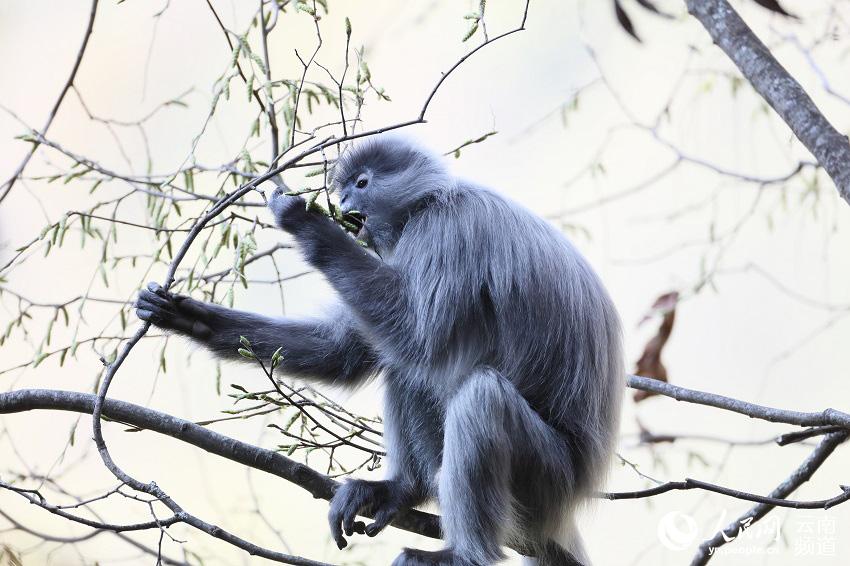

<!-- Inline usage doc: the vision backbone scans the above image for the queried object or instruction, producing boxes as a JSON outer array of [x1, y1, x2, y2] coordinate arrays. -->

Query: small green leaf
[[32, 352, 48, 368], [271, 346, 284, 368]]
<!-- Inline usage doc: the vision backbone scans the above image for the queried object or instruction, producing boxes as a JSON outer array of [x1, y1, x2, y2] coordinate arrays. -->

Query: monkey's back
[[390, 183, 623, 492]]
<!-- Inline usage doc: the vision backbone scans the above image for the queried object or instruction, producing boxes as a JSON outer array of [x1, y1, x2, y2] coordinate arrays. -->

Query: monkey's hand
[[135, 282, 213, 340], [268, 187, 310, 234], [328, 479, 409, 549]]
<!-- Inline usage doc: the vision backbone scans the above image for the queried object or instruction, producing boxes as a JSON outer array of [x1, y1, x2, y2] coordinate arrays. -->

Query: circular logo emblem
[[658, 511, 698, 551]]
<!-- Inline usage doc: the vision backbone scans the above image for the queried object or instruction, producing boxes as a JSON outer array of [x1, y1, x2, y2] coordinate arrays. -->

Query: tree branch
[[690, 430, 849, 565], [685, 0, 850, 205], [0, 389, 442, 540], [0, 508, 188, 566], [626, 375, 850, 428], [3, 381, 848, 549], [0, 0, 99, 204], [602, 472, 850, 510]]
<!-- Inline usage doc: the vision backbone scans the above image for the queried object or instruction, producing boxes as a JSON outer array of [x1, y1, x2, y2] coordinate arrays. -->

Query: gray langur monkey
[[136, 137, 623, 566]]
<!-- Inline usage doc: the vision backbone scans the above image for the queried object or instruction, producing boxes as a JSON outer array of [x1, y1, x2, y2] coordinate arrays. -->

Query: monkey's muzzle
[[341, 211, 367, 240]]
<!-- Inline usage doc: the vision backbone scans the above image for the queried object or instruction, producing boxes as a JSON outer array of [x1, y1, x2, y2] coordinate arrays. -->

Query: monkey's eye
[[356, 178, 368, 189]]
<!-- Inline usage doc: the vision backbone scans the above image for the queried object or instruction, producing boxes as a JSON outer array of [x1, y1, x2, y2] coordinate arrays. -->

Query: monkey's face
[[335, 167, 380, 243], [335, 166, 411, 252], [337, 167, 374, 217]]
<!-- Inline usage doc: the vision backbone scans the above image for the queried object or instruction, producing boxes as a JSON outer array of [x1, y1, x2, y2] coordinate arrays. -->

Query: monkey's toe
[[328, 479, 383, 549], [365, 505, 399, 537]]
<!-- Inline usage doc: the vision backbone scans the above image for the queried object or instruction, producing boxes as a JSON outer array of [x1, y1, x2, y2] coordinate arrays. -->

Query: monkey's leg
[[136, 283, 376, 385], [329, 372, 442, 548], [393, 369, 583, 566]]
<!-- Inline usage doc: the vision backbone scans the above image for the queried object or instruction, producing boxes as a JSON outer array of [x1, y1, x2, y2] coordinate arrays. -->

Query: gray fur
[[136, 136, 623, 565]]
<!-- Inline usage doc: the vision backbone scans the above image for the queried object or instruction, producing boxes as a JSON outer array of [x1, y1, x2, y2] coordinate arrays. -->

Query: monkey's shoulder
[[396, 184, 566, 257]]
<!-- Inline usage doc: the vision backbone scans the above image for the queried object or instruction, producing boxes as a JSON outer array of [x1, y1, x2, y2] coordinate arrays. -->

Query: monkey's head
[[332, 136, 449, 245]]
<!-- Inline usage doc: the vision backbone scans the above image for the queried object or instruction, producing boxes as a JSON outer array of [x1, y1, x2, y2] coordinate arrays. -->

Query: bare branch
[[685, 0, 850, 205], [627, 374, 850, 429], [0, 0, 98, 204], [0, 388, 441, 539], [602, 471, 850, 510], [0, 508, 188, 565], [690, 430, 849, 565]]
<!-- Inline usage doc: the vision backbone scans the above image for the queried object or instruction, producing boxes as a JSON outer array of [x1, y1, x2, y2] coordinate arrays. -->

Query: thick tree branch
[[0, 389, 442, 540], [685, 0, 850, 205], [3, 382, 849, 542]]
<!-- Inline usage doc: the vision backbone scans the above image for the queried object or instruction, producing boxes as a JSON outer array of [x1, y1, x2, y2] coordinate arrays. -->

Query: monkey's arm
[[270, 191, 404, 335], [136, 283, 376, 385]]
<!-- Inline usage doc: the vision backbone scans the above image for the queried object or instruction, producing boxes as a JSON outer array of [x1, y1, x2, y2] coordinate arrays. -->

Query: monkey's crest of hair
[[333, 135, 447, 186]]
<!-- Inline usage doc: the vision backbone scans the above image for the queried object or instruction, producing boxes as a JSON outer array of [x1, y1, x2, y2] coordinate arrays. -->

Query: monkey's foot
[[391, 548, 468, 566], [328, 479, 408, 549]]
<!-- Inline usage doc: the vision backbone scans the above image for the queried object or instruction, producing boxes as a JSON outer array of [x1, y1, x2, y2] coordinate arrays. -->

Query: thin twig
[[690, 431, 849, 565], [0, 0, 99, 204]]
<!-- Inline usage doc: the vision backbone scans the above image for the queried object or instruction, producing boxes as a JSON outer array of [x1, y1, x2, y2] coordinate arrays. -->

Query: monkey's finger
[[136, 303, 207, 337], [329, 480, 375, 547], [332, 490, 364, 538], [327, 502, 349, 549], [342, 504, 362, 537], [342, 514, 367, 537], [136, 309, 156, 323], [146, 282, 168, 297], [364, 507, 396, 537], [137, 289, 173, 310], [135, 299, 174, 320], [135, 295, 179, 321], [135, 307, 178, 328], [330, 525, 347, 549]]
